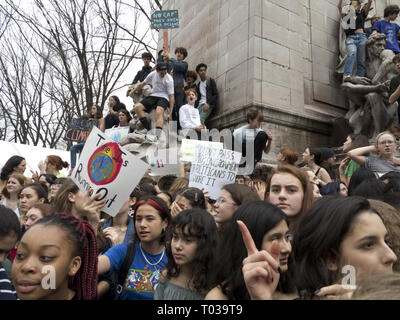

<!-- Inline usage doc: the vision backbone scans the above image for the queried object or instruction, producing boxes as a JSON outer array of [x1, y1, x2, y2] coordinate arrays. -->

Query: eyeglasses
[[216, 197, 237, 206]]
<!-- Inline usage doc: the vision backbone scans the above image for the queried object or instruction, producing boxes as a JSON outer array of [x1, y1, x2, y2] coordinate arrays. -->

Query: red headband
[[134, 199, 168, 217]]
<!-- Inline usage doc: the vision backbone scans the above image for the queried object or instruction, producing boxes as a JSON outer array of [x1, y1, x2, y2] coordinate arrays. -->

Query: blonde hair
[[375, 131, 396, 145]]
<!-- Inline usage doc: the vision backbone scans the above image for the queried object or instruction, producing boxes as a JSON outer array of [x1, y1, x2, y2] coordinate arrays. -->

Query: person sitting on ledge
[[130, 62, 175, 137]]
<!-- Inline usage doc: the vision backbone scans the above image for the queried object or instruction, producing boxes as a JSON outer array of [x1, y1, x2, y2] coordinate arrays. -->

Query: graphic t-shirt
[[144, 71, 175, 101], [104, 242, 167, 300], [372, 20, 400, 53]]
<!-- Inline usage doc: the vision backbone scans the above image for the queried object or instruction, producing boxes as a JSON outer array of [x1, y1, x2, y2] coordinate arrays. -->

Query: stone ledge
[[208, 103, 333, 136]]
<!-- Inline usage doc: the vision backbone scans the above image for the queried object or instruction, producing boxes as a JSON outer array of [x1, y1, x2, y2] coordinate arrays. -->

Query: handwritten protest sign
[[105, 127, 130, 143], [146, 147, 179, 176], [180, 139, 223, 162], [65, 118, 99, 143], [70, 127, 149, 217], [189, 145, 241, 200], [151, 10, 179, 29]]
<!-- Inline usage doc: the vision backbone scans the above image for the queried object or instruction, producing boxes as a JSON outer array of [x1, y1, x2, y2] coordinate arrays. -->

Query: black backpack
[[114, 241, 136, 300]]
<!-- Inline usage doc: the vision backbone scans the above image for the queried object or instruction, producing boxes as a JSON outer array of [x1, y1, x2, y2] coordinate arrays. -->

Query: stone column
[[158, 0, 390, 163]]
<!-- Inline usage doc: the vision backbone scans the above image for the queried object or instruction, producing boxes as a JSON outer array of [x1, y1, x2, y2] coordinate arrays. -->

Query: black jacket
[[132, 65, 153, 84], [195, 77, 218, 108]]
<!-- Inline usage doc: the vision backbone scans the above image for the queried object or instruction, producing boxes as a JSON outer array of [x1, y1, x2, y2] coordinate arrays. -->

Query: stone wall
[[159, 0, 400, 163]]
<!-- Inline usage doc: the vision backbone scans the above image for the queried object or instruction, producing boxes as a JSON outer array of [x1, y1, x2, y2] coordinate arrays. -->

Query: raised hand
[[238, 220, 280, 300], [74, 189, 107, 232], [103, 227, 120, 247], [170, 201, 182, 217]]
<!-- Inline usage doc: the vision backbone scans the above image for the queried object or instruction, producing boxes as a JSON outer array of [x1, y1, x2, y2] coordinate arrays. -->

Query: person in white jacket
[[179, 89, 206, 139]]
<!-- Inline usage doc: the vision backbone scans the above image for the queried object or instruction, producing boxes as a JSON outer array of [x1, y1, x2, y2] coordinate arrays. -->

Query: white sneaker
[[134, 128, 148, 135]]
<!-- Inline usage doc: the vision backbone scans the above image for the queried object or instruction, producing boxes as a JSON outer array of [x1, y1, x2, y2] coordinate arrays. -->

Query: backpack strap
[[115, 241, 136, 299]]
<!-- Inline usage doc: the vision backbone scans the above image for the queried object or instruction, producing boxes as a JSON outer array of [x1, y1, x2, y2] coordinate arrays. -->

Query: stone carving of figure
[[340, 33, 399, 139]]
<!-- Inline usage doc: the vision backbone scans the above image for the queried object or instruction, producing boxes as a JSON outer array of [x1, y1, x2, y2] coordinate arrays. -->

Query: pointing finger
[[237, 220, 258, 256]]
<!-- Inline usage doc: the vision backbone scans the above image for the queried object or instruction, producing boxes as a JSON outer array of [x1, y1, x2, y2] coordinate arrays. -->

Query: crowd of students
[[1, 121, 400, 300], [2, 2, 400, 301]]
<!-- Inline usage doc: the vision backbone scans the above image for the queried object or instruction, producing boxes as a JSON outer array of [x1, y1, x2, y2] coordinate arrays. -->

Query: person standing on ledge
[[338, 0, 373, 82], [233, 108, 273, 167], [195, 63, 219, 126]]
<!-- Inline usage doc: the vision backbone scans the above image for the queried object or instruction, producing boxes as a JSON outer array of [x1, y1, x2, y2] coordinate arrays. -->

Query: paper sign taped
[[105, 127, 130, 143], [189, 144, 241, 199], [180, 139, 223, 162]]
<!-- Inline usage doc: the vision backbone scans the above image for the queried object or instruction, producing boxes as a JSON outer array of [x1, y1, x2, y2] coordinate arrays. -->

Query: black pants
[[173, 87, 185, 129], [238, 131, 268, 167]]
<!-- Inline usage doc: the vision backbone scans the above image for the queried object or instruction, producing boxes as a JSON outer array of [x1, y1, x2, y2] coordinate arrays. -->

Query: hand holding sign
[[237, 220, 280, 300], [73, 189, 106, 233]]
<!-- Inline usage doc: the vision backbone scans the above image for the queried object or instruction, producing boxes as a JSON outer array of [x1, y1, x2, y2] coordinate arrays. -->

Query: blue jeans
[[344, 33, 367, 77], [70, 143, 85, 168]]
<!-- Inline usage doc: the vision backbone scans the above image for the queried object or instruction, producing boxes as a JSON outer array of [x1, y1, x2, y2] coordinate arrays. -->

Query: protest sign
[[189, 145, 241, 200], [180, 139, 223, 162], [151, 10, 179, 29], [146, 147, 179, 176], [70, 127, 149, 217], [105, 127, 130, 143], [65, 118, 99, 143]]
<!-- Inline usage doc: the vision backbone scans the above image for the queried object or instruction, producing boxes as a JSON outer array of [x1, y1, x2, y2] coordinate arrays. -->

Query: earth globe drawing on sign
[[88, 142, 123, 185]]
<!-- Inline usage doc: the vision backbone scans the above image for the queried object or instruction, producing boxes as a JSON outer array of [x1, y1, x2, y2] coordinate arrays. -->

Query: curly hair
[[165, 208, 218, 292]]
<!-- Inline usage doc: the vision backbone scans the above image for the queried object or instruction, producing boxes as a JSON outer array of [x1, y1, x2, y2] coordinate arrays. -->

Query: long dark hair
[[347, 168, 376, 196], [165, 209, 218, 293], [292, 196, 379, 299], [212, 201, 287, 300], [33, 213, 98, 300], [1, 156, 25, 181]]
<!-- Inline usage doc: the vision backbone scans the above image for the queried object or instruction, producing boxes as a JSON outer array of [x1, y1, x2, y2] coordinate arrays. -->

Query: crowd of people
[[2, 1, 400, 301], [1, 120, 400, 301]]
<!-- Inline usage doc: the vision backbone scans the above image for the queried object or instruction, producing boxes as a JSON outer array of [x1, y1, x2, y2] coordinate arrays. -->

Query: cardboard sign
[[180, 139, 223, 162], [146, 147, 179, 176], [151, 10, 179, 29], [70, 127, 149, 217], [189, 145, 241, 200], [65, 118, 99, 143], [105, 127, 130, 143]]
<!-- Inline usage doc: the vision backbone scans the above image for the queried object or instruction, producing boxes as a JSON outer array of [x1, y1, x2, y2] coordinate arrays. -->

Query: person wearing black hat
[[318, 147, 338, 182], [130, 62, 175, 136]]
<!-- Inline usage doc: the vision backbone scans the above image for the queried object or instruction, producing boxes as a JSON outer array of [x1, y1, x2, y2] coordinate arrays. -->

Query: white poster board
[[189, 144, 241, 200], [0, 141, 70, 178], [180, 139, 223, 162], [70, 127, 149, 217], [146, 147, 179, 176], [105, 127, 130, 143]]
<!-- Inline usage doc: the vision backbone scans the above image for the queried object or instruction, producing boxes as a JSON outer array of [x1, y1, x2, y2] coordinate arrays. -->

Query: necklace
[[139, 244, 165, 269]]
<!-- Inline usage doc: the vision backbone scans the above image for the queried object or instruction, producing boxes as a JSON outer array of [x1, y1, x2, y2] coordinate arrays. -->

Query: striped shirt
[[0, 264, 17, 300]]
